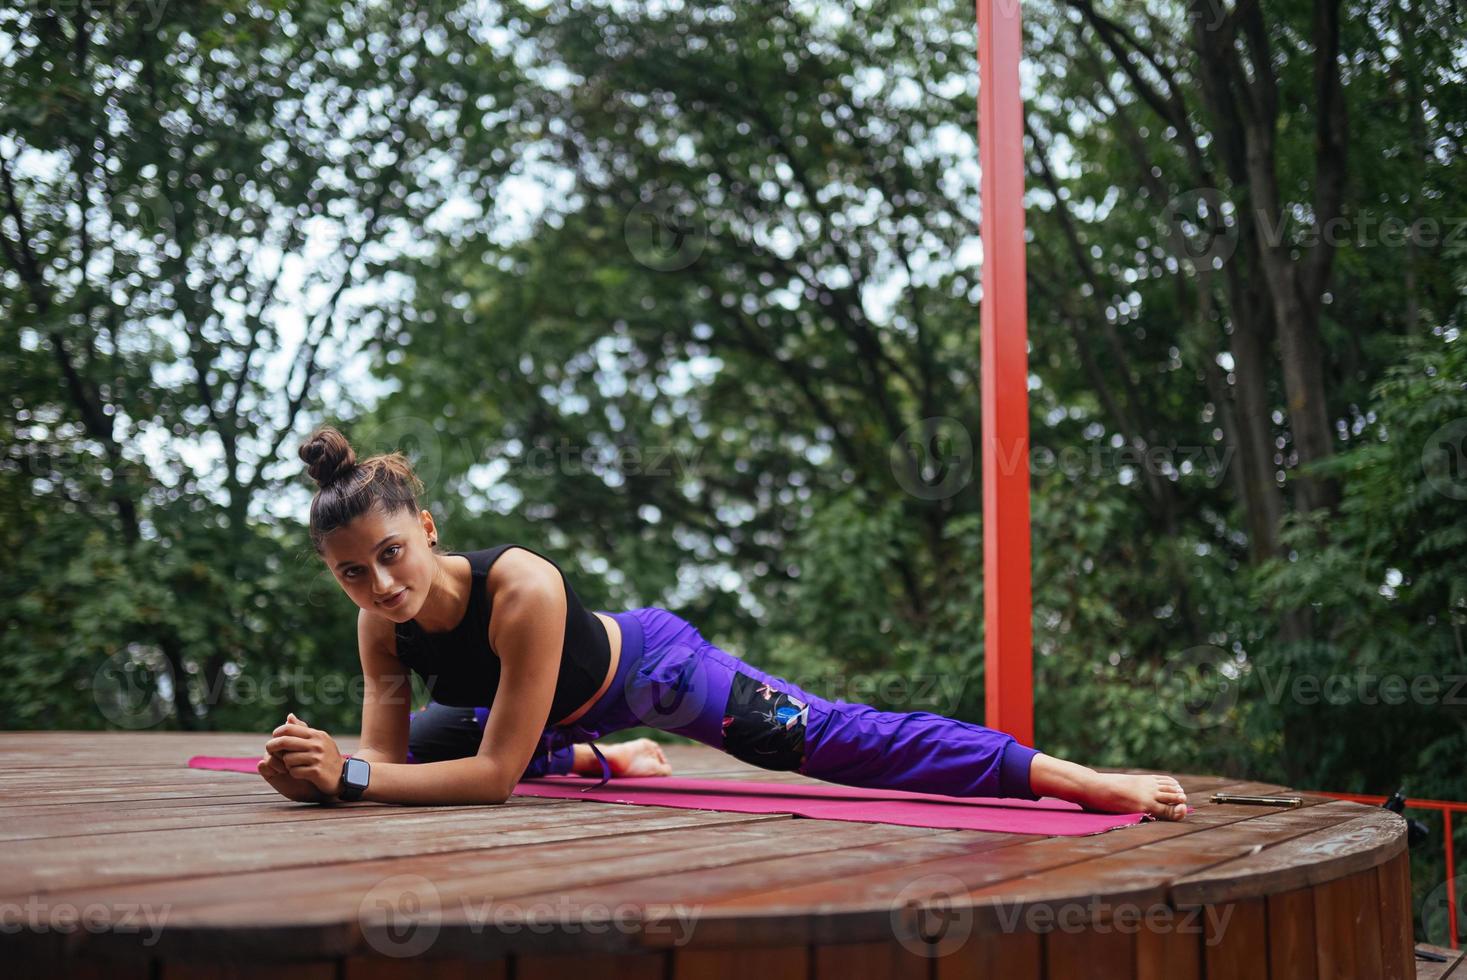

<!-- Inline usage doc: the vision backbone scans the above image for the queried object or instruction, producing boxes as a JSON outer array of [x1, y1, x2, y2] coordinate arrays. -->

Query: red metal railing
[[1317, 790, 1464, 949]]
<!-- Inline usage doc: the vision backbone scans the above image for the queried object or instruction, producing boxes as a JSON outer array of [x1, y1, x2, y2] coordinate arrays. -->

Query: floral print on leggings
[[721, 670, 810, 771]]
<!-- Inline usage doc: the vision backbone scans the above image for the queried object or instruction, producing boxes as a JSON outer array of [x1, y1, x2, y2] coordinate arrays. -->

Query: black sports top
[[392, 544, 612, 726]]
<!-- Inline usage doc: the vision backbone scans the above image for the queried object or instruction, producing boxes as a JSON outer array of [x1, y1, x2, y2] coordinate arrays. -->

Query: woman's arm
[[352, 608, 412, 765], [360, 566, 568, 804], [266, 563, 570, 805]]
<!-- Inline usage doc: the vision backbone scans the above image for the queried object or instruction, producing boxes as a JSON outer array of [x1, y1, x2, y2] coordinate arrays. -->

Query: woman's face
[[321, 506, 438, 621]]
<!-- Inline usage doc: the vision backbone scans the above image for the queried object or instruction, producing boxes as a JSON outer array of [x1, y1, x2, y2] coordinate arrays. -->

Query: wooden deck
[[0, 732, 1431, 978]]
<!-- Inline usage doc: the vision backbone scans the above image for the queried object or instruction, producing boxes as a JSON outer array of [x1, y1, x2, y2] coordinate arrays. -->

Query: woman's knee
[[718, 670, 815, 772], [406, 701, 483, 763]]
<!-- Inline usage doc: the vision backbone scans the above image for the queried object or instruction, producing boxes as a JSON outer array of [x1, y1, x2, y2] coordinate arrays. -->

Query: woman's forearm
[[349, 746, 406, 766], [359, 755, 509, 805]]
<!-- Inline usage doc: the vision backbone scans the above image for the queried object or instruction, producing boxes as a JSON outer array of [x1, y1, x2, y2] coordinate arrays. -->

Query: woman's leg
[[407, 700, 576, 778], [620, 608, 1188, 819]]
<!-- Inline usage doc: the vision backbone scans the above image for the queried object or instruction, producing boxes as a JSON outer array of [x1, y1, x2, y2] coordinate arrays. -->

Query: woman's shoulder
[[483, 543, 564, 594], [357, 605, 400, 658]]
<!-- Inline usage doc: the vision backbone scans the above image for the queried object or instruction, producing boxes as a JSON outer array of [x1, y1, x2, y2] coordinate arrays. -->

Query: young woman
[[261, 426, 1189, 820]]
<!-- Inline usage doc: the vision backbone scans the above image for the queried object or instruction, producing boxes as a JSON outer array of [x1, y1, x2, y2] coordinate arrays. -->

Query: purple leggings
[[408, 606, 1040, 799]]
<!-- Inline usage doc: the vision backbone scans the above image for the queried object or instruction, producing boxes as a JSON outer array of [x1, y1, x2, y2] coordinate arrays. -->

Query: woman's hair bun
[[299, 426, 358, 489]]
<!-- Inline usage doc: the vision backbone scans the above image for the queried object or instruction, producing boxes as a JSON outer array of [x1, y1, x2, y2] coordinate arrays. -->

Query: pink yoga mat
[[189, 755, 1152, 836]]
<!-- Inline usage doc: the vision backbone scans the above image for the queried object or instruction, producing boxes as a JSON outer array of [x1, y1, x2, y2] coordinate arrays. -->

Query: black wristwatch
[[337, 757, 370, 802]]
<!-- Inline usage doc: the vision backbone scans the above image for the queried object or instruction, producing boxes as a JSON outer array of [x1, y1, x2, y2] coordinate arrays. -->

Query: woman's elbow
[[472, 760, 514, 806]]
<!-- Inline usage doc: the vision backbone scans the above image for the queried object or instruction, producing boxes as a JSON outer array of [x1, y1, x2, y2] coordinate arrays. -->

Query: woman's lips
[[380, 589, 406, 608]]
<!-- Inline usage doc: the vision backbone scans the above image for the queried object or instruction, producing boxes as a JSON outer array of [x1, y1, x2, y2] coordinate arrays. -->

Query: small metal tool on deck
[[1210, 792, 1304, 807]]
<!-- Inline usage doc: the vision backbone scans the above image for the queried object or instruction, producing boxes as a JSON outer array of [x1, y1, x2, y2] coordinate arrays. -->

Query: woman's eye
[[385, 545, 401, 559]]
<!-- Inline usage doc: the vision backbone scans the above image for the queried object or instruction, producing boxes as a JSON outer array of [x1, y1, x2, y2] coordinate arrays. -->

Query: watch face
[[344, 757, 370, 789]]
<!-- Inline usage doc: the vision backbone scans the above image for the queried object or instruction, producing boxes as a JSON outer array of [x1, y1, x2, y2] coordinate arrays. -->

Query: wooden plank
[[0, 794, 577, 843], [700, 796, 1317, 920], [671, 944, 808, 979], [936, 930, 1041, 979], [59, 820, 944, 961], [1265, 885, 1318, 980], [519, 801, 1339, 954], [0, 797, 787, 896], [1044, 927, 1134, 978], [948, 801, 1371, 932], [1414, 944, 1466, 980], [1169, 808, 1407, 907], [1134, 916, 1201, 980], [1312, 874, 1359, 979], [1350, 868, 1385, 978], [8, 735, 1408, 973], [812, 939, 935, 979], [513, 950, 662, 979], [9, 953, 154, 980], [1375, 851, 1413, 980], [1201, 897, 1267, 980], [159, 963, 337, 979], [342, 958, 499, 979]]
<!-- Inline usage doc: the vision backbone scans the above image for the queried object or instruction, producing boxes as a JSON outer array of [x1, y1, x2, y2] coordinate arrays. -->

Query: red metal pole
[[978, 0, 1033, 745], [1447, 809, 1459, 949]]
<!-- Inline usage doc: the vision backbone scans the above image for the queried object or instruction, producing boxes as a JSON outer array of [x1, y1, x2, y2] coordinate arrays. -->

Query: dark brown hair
[[298, 425, 427, 555]]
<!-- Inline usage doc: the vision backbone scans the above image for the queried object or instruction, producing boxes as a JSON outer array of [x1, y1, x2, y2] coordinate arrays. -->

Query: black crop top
[[392, 544, 612, 726]]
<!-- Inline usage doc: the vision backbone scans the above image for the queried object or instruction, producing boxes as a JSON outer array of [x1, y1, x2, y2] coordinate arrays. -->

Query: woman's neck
[[410, 553, 471, 633]]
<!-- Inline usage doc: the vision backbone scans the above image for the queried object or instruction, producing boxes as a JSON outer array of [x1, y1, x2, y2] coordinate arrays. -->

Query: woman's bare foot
[[611, 738, 672, 777], [1028, 753, 1188, 821]]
